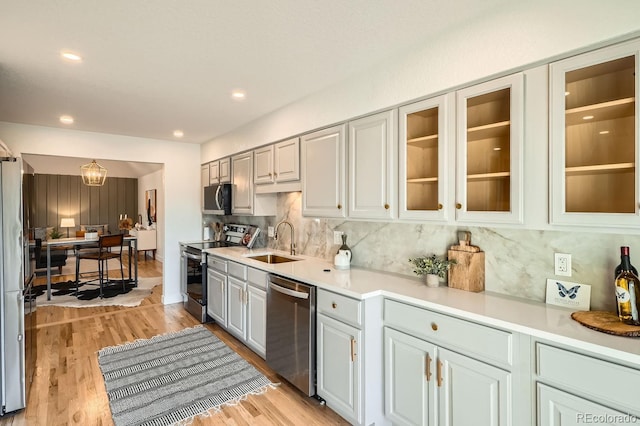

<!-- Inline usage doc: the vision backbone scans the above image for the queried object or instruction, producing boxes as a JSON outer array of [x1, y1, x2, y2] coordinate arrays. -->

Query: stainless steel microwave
[[203, 183, 232, 215]]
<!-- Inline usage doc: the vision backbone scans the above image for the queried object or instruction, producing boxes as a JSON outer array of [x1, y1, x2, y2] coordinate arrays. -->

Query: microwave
[[203, 183, 232, 215]]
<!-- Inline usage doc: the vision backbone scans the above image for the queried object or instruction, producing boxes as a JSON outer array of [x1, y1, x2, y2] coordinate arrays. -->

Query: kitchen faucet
[[275, 220, 296, 255]]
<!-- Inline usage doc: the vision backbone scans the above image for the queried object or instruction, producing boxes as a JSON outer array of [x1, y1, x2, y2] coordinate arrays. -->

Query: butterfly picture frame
[[545, 279, 591, 310]]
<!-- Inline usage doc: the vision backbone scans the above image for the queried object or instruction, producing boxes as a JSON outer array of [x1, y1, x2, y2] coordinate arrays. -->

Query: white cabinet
[[209, 161, 220, 185], [128, 229, 156, 259], [201, 164, 209, 209], [301, 124, 347, 218], [231, 151, 276, 215], [226, 275, 246, 340], [399, 94, 451, 221], [206, 267, 227, 327], [246, 282, 266, 358], [348, 110, 397, 219], [455, 73, 524, 224], [254, 138, 300, 187], [207, 157, 230, 185], [550, 40, 640, 228], [254, 145, 274, 184]]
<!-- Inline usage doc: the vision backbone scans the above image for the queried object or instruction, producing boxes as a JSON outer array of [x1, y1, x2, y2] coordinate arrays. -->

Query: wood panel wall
[[33, 174, 138, 235]]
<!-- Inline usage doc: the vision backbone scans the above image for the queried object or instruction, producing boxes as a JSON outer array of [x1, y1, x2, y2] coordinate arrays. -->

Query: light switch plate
[[267, 226, 274, 238], [333, 231, 343, 245], [545, 279, 591, 310]]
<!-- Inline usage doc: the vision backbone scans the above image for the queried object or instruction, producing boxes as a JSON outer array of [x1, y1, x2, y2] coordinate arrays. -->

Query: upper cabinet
[[231, 152, 276, 216], [348, 110, 397, 219], [455, 73, 524, 224], [399, 95, 450, 221], [254, 138, 301, 193], [302, 125, 347, 218], [207, 157, 231, 186], [550, 40, 639, 227]]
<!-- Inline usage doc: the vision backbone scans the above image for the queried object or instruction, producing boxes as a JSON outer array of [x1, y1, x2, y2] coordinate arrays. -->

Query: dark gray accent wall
[[33, 174, 138, 235]]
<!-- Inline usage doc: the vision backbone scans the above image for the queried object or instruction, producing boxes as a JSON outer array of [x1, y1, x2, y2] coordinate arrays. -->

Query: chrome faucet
[[274, 220, 296, 255]]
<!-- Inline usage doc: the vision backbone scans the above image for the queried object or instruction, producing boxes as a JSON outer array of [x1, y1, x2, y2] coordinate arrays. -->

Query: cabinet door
[[384, 327, 436, 426], [348, 110, 397, 219], [317, 314, 361, 424], [254, 145, 274, 184], [456, 73, 524, 224], [246, 285, 266, 358], [301, 124, 346, 217], [538, 384, 629, 426], [201, 164, 209, 209], [550, 40, 639, 227], [438, 347, 511, 426], [206, 268, 227, 328], [226, 276, 246, 341], [274, 137, 300, 183], [399, 95, 450, 221], [219, 157, 231, 183], [209, 160, 220, 185], [231, 152, 254, 214]]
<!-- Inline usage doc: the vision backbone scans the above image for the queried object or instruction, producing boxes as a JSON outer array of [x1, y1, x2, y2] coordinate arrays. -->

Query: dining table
[[45, 235, 138, 300]]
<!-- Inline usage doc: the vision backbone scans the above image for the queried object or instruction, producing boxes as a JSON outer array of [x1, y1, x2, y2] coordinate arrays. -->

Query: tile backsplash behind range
[[205, 191, 640, 311]]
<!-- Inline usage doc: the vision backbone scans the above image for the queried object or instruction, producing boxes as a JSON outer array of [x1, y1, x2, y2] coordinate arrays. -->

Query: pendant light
[[80, 159, 107, 186]]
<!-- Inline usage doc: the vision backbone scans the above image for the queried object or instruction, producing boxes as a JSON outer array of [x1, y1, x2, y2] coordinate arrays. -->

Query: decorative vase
[[426, 274, 440, 288]]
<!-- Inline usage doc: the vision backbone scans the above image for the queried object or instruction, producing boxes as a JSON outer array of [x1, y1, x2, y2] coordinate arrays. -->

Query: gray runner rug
[[98, 325, 274, 426]]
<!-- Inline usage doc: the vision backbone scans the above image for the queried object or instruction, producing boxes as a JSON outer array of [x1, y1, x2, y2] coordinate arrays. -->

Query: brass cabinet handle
[[350, 338, 356, 362], [455, 203, 462, 209], [426, 353, 432, 382], [384, 203, 389, 210], [438, 203, 443, 210], [274, 172, 278, 177], [332, 302, 337, 309], [337, 204, 342, 210], [437, 360, 443, 387], [268, 172, 272, 177], [431, 322, 438, 331]]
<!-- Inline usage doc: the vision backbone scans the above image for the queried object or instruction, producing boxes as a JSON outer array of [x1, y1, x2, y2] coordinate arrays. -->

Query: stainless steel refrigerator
[[0, 141, 36, 416]]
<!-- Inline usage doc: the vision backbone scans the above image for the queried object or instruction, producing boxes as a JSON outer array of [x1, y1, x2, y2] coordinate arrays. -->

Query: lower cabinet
[[245, 283, 266, 357], [206, 267, 227, 327], [226, 276, 246, 340]]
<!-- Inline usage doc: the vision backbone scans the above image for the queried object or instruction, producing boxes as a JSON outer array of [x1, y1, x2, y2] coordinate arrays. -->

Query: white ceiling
[[22, 154, 162, 178], [0, 0, 509, 145]]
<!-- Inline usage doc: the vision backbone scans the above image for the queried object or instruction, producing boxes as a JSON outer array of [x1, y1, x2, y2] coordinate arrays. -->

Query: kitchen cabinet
[[209, 158, 231, 185], [245, 268, 267, 358], [226, 275, 246, 340], [231, 151, 276, 215], [206, 257, 227, 327], [455, 73, 524, 224], [201, 164, 209, 209], [301, 124, 347, 218], [399, 95, 451, 221], [384, 299, 516, 426], [315, 289, 385, 426], [348, 110, 397, 219], [254, 138, 300, 188], [550, 40, 639, 227]]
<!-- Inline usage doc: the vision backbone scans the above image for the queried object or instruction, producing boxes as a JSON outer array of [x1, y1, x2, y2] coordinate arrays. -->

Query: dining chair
[[75, 234, 125, 298]]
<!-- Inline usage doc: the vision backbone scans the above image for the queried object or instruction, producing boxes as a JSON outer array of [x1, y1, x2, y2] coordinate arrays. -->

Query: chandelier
[[80, 159, 107, 186]]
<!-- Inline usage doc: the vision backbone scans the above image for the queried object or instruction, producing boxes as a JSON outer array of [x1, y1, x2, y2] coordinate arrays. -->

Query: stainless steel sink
[[247, 254, 299, 264]]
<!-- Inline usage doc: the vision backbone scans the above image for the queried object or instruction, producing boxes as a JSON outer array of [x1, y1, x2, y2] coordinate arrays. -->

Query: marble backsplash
[[204, 192, 640, 311]]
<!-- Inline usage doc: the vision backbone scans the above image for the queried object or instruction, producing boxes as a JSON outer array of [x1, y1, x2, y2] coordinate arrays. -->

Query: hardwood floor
[[1, 259, 348, 425]]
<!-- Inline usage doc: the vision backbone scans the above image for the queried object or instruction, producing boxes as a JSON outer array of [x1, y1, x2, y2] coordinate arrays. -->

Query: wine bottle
[[614, 246, 638, 278], [614, 248, 640, 325]]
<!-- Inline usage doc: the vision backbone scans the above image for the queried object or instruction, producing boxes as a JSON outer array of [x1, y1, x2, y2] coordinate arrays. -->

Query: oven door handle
[[269, 282, 309, 300], [182, 251, 203, 262]]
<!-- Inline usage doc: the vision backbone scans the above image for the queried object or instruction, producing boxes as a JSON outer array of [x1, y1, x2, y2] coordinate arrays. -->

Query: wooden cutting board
[[447, 245, 484, 292], [571, 311, 640, 337]]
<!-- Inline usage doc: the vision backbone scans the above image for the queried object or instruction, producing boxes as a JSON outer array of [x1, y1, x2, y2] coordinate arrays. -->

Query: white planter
[[85, 232, 98, 240], [426, 274, 440, 288]]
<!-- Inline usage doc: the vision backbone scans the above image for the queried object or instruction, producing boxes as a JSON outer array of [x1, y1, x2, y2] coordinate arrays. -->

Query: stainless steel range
[[180, 224, 260, 322]]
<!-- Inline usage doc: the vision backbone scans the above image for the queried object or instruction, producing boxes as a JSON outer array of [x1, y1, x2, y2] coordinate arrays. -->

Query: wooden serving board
[[447, 248, 484, 292], [571, 311, 640, 337]]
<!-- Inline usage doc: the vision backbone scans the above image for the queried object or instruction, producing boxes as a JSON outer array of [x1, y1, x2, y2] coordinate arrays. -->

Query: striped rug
[[98, 326, 273, 426]]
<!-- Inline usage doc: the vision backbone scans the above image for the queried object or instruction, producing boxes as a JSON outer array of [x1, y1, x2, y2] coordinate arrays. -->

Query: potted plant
[[49, 227, 63, 239], [408, 254, 456, 288]]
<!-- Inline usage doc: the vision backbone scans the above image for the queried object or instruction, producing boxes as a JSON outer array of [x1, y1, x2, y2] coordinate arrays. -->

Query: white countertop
[[204, 246, 640, 366]]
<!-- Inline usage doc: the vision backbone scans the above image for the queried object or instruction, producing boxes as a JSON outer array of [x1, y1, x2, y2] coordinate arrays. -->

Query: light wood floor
[[1, 258, 348, 425]]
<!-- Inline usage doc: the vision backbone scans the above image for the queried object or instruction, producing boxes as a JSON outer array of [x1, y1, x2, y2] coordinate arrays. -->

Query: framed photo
[[145, 189, 157, 224]]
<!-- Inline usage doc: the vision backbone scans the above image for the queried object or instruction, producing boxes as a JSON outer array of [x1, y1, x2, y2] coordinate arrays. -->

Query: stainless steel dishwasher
[[266, 274, 316, 396]]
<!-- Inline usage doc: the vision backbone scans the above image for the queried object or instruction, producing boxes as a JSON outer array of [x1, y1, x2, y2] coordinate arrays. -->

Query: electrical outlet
[[555, 253, 572, 277], [267, 226, 274, 238], [333, 231, 344, 245]]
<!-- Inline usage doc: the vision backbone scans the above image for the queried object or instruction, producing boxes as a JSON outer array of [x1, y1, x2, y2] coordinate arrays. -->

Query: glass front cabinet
[[550, 40, 639, 227]]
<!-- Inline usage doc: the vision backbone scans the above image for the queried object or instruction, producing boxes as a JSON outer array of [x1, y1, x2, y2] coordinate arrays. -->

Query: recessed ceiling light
[[599, 130, 610, 135], [60, 51, 82, 62], [582, 115, 594, 120], [173, 130, 184, 138], [59, 115, 74, 124], [231, 90, 246, 101]]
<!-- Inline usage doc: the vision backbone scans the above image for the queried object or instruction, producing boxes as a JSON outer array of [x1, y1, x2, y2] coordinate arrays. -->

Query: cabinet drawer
[[537, 343, 640, 414], [247, 267, 267, 290], [228, 261, 247, 280], [384, 299, 512, 367], [207, 256, 227, 273], [317, 289, 361, 328]]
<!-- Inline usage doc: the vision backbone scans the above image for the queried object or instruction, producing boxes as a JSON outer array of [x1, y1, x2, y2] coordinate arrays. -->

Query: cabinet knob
[[384, 203, 389, 210], [438, 203, 443, 210], [337, 204, 342, 210], [274, 172, 278, 177], [455, 203, 462, 209], [332, 302, 337, 309], [431, 322, 438, 331], [268, 172, 272, 177]]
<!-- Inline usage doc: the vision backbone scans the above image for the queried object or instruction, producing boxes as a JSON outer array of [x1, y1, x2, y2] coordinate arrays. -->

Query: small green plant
[[49, 227, 63, 239], [408, 254, 456, 279]]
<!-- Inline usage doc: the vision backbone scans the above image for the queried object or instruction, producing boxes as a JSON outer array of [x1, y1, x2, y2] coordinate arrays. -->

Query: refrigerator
[[0, 141, 36, 416]]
